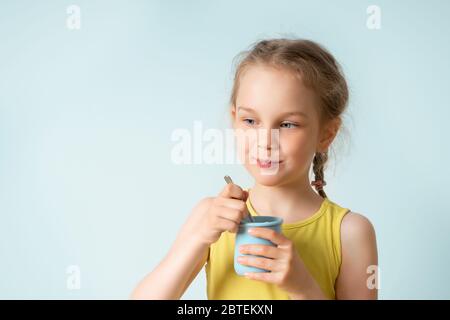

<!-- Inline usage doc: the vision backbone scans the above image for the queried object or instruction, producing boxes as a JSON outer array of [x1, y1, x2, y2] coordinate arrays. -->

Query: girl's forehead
[[236, 65, 320, 117]]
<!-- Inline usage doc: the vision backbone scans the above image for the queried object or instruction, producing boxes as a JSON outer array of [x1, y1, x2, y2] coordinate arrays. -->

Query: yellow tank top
[[205, 189, 350, 300]]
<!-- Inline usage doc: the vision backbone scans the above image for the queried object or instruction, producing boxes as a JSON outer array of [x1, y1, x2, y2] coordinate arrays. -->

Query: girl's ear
[[317, 118, 341, 152]]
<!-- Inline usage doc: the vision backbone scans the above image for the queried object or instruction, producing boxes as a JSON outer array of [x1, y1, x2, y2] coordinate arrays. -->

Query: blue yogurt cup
[[234, 216, 283, 276]]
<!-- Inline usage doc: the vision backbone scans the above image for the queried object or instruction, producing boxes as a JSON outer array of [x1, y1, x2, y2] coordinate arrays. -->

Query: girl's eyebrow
[[237, 106, 309, 119], [237, 106, 256, 113]]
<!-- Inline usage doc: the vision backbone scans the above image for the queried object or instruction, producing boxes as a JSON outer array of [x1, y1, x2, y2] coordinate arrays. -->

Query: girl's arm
[[131, 183, 249, 299], [130, 198, 212, 300], [335, 212, 378, 299]]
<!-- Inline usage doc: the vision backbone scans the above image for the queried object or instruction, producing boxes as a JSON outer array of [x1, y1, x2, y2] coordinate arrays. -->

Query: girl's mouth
[[256, 159, 282, 169]]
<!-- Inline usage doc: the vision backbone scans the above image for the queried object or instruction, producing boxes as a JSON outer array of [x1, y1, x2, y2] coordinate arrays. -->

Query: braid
[[312, 151, 328, 198]]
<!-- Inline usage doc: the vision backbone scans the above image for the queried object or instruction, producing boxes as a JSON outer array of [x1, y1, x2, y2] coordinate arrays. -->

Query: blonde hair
[[230, 38, 349, 198]]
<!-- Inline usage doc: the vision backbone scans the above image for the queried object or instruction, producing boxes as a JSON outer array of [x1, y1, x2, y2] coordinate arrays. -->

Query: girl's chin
[[248, 167, 287, 186]]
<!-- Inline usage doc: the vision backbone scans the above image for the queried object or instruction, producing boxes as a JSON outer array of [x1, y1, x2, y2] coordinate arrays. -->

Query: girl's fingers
[[244, 271, 277, 284], [217, 197, 247, 213], [214, 216, 238, 233], [219, 183, 246, 200], [247, 227, 289, 246], [217, 207, 242, 225], [238, 244, 281, 259], [236, 255, 280, 272]]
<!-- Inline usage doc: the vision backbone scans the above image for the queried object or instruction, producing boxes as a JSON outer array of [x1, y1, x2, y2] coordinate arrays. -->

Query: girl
[[132, 38, 378, 300]]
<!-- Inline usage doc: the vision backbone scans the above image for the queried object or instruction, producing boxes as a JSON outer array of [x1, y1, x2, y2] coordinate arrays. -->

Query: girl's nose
[[257, 127, 280, 151]]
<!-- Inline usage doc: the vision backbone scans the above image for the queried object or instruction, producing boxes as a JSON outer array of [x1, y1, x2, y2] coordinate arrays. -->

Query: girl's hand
[[237, 227, 327, 299], [195, 183, 249, 246]]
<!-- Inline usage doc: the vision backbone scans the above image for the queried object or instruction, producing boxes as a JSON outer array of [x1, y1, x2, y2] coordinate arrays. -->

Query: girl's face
[[231, 64, 335, 187]]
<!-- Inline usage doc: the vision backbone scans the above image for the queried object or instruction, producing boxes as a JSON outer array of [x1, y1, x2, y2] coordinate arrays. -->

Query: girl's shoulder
[[340, 211, 376, 242], [324, 199, 374, 232]]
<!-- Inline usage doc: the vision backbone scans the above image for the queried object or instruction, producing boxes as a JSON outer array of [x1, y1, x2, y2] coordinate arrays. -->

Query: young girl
[[132, 38, 378, 300]]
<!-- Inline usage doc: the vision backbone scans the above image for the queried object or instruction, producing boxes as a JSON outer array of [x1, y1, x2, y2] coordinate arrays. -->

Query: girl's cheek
[[235, 129, 257, 165], [283, 134, 313, 157]]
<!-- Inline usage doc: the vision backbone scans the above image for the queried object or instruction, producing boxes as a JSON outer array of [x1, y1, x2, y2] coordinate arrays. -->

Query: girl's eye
[[280, 122, 298, 129], [243, 118, 256, 126]]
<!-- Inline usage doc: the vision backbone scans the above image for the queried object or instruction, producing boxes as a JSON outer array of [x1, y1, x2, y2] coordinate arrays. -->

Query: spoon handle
[[223, 175, 254, 222]]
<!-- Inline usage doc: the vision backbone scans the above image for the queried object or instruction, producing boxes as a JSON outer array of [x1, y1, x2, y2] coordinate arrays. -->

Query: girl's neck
[[249, 176, 325, 224]]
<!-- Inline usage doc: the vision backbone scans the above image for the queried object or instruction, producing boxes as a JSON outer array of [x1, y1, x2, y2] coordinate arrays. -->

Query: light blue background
[[1, 0, 449, 299]]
